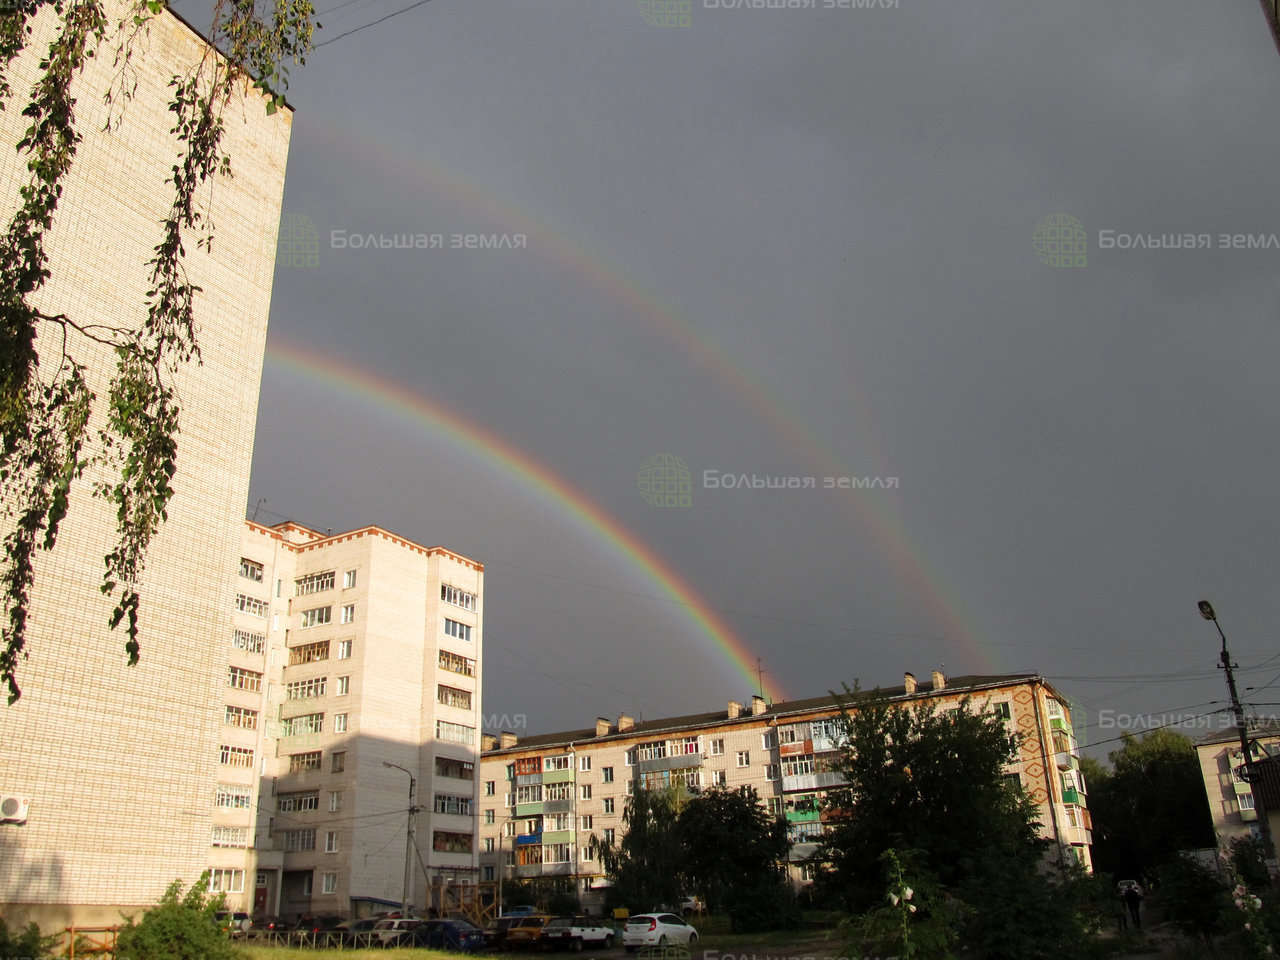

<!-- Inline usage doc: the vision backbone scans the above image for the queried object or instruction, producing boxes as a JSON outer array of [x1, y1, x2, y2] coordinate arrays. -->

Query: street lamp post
[[383, 761, 418, 917], [1198, 601, 1276, 871]]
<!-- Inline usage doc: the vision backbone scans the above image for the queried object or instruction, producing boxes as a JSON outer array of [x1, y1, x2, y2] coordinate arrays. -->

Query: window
[[516, 784, 543, 804], [547, 812, 571, 831], [438, 684, 473, 710], [239, 558, 264, 582], [282, 828, 316, 851], [329, 791, 343, 812], [544, 755, 571, 771], [767, 797, 783, 815], [215, 784, 252, 809], [713, 770, 727, 787], [288, 640, 330, 665], [331, 751, 346, 773], [337, 639, 352, 660], [766, 763, 781, 780], [482, 865, 496, 882], [992, 702, 1012, 720], [232, 629, 265, 654], [433, 830, 473, 853], [289, 751, 322, 772], [433, 794, 473, 816], [626, 780, 635, 795], [603, 797, 615, 814], [484, 837, 495, 852], [579, 755, 591, 771], [235, 594, 268, 617], [300, 874, 312, 896], [281, 713, 324, 736], [436, 720, 475, 745], [778, 727, 799, 744], [441, 583, 477, 610], [580, 814, 593, 830], [336, 676, 350, 696], [219, 745, 254, 767], [211, 825, 249, 848], [761, 732, 776, 750], [343, 569, 357, 589], [544, 843, 571, 864], [300, 606, 332, 628], [435, 757, 475, 780], [484, 809, 495, 824], [581, 846, 594, 862], [228, 666, 263, 692], [782, 756, 815, 778], [635, 740, 668, 762], [604, 828, 615, 845], [325, 830, 339, 853], [340, 604, 355, 624], [443, 618, 472, 642], [709, 738, 725, 756], [224, 705, 258, 729], [322, 872, 338, 894], [438, 649, 475, 676], [538, 782, 567, 802], [503, 822, 515, 837], [736, 751, 750, 767], [208, 869, 245, 893], [278, 791, 319, 813], [602, 766, 614, 783], [334, 713, 348, 734], [485, 781, 496, 796], [285, 677, 327, 700], [295, 571, 335, 595], [1241, 792, 1257, 811], [580, 784, 592, 800], [800, 863, 818, 882]]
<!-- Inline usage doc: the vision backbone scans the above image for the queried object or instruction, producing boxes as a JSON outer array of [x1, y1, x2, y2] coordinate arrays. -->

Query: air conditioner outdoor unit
[[0, 795, 30, 823]]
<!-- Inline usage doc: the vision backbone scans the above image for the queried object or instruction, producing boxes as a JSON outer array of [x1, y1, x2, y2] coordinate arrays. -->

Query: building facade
[[0, 1, 292, 929], [477, 672, 1091, 909], [1195, 723, 1280, 850], [211, 521, 484, 919]]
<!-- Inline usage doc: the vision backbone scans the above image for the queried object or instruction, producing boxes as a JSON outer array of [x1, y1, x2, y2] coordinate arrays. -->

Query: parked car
[[335, 917, 380, 945], [679, 896, 705, 915], [371, 916, 421, 946], [214, 911, 251, 937], [503, 905, 539, 917], [410, 917, 486, 952], [622, 914, 698, 951], [539, 916, 616, 951], [503, 914, 552, 950], [485, 915, 524, 949]]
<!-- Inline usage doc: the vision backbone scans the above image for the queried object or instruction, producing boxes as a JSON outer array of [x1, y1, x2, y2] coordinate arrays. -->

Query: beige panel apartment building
[[1195, 723, 1280, 849], [477, 672, 1091, 909], [0, 0, 291, 930], [212, 521, 484, 920]]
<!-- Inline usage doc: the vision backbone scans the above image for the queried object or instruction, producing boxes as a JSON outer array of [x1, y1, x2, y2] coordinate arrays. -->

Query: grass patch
[[241, 948, 503, 960]]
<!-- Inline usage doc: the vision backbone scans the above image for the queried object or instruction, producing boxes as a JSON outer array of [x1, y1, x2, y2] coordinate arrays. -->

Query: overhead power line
[[316, 0, 435, 48]]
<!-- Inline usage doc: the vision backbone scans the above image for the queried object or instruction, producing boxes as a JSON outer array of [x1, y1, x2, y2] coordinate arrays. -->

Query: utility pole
[[1199, 601, 1276, 871], [383, 761, 418, 916]]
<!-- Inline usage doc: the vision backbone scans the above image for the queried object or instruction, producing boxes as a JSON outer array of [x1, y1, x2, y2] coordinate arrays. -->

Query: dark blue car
[[410, 918, 486, 952]]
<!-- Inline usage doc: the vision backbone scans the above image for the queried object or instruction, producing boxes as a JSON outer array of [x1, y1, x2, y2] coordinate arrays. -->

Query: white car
[[622, 913, 698, 951], [371, 917, 420, 945]]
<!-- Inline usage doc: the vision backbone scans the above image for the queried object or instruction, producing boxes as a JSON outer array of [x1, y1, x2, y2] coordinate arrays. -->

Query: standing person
[[1123, 883, 1144, 930]]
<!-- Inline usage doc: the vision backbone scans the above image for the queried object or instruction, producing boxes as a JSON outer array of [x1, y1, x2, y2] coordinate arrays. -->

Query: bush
[[1156, 855, 1231, 944], [0, 919, 58, 959], [724, 875, 800, 933], [114, 873, 244, 960]]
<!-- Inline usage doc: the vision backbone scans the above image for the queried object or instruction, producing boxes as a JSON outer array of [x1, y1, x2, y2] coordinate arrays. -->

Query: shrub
[[0, 919, 58, 959], [1156, 855, 1230, 944], [114, 873, 244, 960]]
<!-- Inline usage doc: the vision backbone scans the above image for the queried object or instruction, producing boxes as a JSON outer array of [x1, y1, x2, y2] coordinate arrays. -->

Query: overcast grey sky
[[184, 0, 1280, 753]]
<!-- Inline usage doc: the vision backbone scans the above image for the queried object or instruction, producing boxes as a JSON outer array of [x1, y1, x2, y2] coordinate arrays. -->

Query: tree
[[115, 873, 243, 960], [0, 0, 314, 702], [588, 786, 684, 911]]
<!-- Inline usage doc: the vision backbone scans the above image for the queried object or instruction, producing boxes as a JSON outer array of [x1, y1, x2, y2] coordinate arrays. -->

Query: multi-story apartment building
[[211, 520, 484, 920], [1195, 723, 1280, 849], [0, 1, 291, 930], [477, 672, 1090, 909]]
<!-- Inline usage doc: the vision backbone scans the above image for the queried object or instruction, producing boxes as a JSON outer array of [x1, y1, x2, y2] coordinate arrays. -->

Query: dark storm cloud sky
[[182, 0, 1280, 750]]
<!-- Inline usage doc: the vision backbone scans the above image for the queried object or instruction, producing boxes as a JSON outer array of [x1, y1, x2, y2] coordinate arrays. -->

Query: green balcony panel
[[541, 830, 573, 844], [542, 768, 575, 785], [515, 802, 544, 817]]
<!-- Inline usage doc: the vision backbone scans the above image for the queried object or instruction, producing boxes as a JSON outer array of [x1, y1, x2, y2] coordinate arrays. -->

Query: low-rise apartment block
[[477, 672, 1090, 909], [1195, 723, 1280, 849]]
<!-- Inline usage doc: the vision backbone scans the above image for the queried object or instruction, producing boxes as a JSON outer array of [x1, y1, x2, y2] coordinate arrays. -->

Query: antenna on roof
[[757, 657, 764, 701]]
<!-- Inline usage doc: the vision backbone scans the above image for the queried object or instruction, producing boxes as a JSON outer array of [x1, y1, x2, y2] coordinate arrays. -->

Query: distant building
[[477, 671, 1091, 911], [218, 521, 484, 919], [0, 0, 291, 930], [1261, 0, 1280, 55], [1195, 723, 1280, 849]]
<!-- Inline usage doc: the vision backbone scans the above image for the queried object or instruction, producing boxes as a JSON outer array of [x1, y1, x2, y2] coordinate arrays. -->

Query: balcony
[[1054, 752, 1073, 771], [541, 830, 572, 845], [515, 802, 544, 817], [785, 809, 821, 824], [541, 862, 573, 876], [515, 832, 542, 846], [542, 768, 574, 785], [636, 753, 702, 774], [542, 798, 573, 815], [515, 863, 542, 878], [515, 773, 542, 787], [1062, 787, 1079, 805], [779, 740, 813, 758], [788, 842, 820, 862]]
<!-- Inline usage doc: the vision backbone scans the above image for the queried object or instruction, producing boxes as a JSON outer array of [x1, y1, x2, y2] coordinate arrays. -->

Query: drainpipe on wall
[[1031, 679, 1067, 871]]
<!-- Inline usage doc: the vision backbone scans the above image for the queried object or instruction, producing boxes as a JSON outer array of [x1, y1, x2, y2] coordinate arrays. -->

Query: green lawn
[[243, 949, 501, 960]]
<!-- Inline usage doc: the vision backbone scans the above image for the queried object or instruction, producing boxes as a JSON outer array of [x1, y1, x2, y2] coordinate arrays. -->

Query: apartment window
[[671, 736, 700, 756], [239, 558, 264, 582], [300, 874, 313, 896], [515, 784, 543, 804], [340, 604, 355, 624], [782, 756, 815, 778], [329, 791, 343, 812], [285, 677, 327, 700], [761, 732, 776, 750], [485, 781, 496, 796], [580, 784, 592, 800], [767, 797, 783, 815], [482, 865, 495, 882], [437, 684, 473, 711], [278, 791, 319, 813], [992, 702, 1012, 720], [603, 797, 615, 814], [578, 814, 593, 830], [231, 629, 265, 654], [737, 751, 750, 767], [443, 618, 472, 642], [337, 639, 352, 660], [280, 713, 324, 737], [579, 755, 591, 771], [322, 872, 338, 894], [336, 676, 350, 696], [624, 748, 635, 766], [604, 828, 615, 845], [343, 569, 357, 589], [709, 739, 725, 756], [581, 846, 594, 862], [544, 782, 571, 802], [289, 751, 322, 773], [331, 751, 346, 773], [325, 830, 339, 853], [208, 869, 245, 893], [484, 837, 495, 852], [441, 583, 477, 611], [713, 770, 727, 787], [625, 781, 635, 795], [433, 831, 473, 854], [635, 740, 668, 762], [300, 606, 332, 629], [544, 843, 571, 864], [224, 705, 258, 729], [503, 822, 515, 837], [544, 755, 571, 771], [435, 757, 475, 780], [334, 713, 348, 734], [436, 720, 475, 745], [235, 594, 268, 617], [766, 763, 781, 780], [295, 571, 335, 595], [219, 745, 253, 767], [288, 640, 330, 665], [282, 828, 316, 852], [778, 727, 799, 744], [547, 812, 571, 832], [438, 649, 475, 676], [228, 666, 263, 692], [602, 766, 614, 783], [211, 825, 249, 848], [214, 784, 252, 809], [484, 809, 495, 825], [1241, 792, 1257, 811], [504, 853, 515, 866], [433, 794, 473, 816]]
